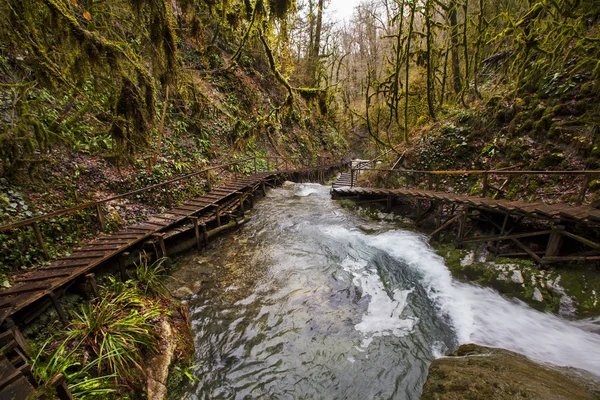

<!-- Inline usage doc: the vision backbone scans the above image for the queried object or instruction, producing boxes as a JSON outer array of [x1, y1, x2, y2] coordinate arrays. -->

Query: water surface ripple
[[180, 183, 600, 399]]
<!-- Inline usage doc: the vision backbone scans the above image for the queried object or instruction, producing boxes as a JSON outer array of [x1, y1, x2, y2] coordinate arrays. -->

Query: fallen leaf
[[83, 11, 92, 20]]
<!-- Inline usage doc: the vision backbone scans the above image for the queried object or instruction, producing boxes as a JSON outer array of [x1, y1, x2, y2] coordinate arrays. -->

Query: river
[[177, 182, 600, 399]]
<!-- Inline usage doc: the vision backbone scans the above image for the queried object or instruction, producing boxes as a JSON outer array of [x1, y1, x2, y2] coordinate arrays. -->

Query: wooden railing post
[[427, 174, 433, 190], [350, 168, 355, 188], [96, 204, 106, 232], [206, 172, 212, 192], [481, 172, 489, 198], [31, 222, 50, 261], [578, 174, 591, 205]]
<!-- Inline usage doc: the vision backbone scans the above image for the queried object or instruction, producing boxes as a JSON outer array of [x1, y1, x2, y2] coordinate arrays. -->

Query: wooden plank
[[462, 230, 553, 243], [0, 283, 50, 297], [14, 272, 71, 283]]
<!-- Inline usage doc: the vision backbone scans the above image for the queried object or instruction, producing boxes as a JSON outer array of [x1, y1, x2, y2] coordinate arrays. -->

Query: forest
[[0, 0, 599, 398]]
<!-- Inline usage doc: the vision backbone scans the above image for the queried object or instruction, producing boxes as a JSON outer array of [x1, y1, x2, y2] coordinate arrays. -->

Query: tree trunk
[[448, 0, 462, 95], [404, 0, 416, 142]]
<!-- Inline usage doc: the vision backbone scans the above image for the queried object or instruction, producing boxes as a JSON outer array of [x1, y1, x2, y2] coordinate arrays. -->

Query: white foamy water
[[341, 257, 417, 350], [325, 226, 600, 376]]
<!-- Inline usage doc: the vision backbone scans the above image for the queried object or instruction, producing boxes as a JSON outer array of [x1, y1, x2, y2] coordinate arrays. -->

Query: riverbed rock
[[422, 344, 600, 400], [533, 287, 544, 302], [172, 286, 194, 299], [147, 320, 176, 400], [511, 269, 524, 284]]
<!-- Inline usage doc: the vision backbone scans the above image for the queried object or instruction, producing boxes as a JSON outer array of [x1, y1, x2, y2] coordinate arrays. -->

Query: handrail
[[354, 168, 600, 176], [0, 156, 318, 233], [349, 166, 600, 204]]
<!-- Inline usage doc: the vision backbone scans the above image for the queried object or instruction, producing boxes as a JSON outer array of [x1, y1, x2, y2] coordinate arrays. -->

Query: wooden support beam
[[494, 213, 510, 256], [48, 293, 68, 326], [85, 274, 100, 300], [545, 225, 564, 257], [118, 252, 130, 282], [433, 203, 444, 240], [455, 209, 467, 249], [201, 223, 208, 244], [189, 217, 201, 250], [151, 233, 167, 259], [560, 230, 600, 250], [386, 196, 392, 213], [32, 222, 50, 261], [462, 230, 553, 244], [510, 237, 543, 264], [431, 213, 462, 240]]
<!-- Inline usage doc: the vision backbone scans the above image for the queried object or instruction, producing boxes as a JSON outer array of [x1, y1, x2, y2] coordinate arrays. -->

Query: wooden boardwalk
[[0, 171, 280, 325], [332, 174, 600, 264]]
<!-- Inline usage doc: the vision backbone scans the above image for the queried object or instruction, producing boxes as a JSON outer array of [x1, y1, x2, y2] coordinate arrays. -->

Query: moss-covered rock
[[422, 344, 600, 400]]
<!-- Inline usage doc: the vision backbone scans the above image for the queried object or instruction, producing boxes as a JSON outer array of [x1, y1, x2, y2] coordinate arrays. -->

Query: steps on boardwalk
[[332, 172, 356, 189]]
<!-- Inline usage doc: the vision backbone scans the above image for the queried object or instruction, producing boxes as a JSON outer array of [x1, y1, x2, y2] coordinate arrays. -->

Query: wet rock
[[172, 286, 194, 299], [147, 320, 176, 400], [460, 252, 475, 267], [533, 287, 544, 302], [422, 344, 600, 400], [511, 269, 524, 284]]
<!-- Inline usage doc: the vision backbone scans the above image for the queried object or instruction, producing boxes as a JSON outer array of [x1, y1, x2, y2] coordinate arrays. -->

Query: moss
[[535, 152, 565, 169], [422, 344, 600, 400], [338, 199, 357, 208]]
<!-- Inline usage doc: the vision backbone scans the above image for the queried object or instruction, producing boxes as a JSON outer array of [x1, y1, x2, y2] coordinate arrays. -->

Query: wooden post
[[578, 174, 591, 205], [455, 209, 467, 249], [350, 168, 355, 188], [494, 213, 510, 256], [239, 194, 245, 216], [201, 222, 208, 244], [545, 225, 564, 258], [190, 217, 201, 250], [433, 203, 443, 240], [427, 174, 433, 190], [386, 196, 392, 213], [214, 205, 221, 227], [249, 192, 255, 208], [32, 222, 50, 261], [206, 173, 212, 192], [49, 293, 68, 326], [86, 273, 100, 299], [152, 233, 167, 258], [261, 181, 266, 196], [119, 252, 129, 281], [96, 204, 106, 232], [481, 172, 489, 198]]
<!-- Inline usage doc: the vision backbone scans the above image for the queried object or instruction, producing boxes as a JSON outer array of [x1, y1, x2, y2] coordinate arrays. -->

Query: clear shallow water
[[181, 183, 600, 399]]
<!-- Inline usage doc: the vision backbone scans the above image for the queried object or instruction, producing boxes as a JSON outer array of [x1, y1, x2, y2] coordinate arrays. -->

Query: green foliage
[[65, 281, 164, 381], [135, 254, 171, 297], [33, 339, 120, 398]]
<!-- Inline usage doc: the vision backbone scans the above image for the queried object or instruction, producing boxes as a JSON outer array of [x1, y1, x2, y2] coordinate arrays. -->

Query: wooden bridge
[[332, 165, 600, 265], [0, 157, 347, 398]]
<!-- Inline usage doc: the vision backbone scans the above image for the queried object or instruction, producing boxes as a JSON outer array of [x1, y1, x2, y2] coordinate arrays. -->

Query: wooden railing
[[350, 166, 600, 205], [0, 156, 346, 262]]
